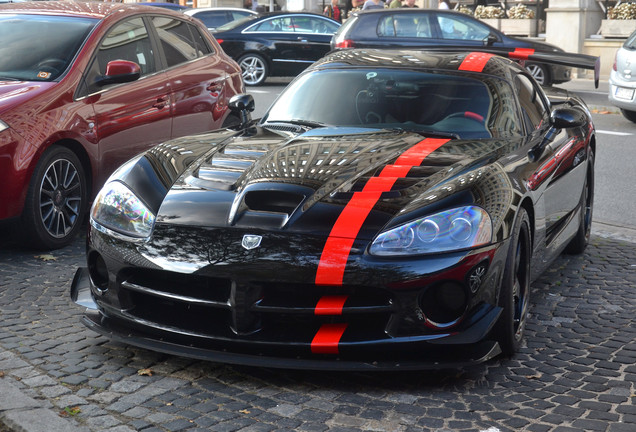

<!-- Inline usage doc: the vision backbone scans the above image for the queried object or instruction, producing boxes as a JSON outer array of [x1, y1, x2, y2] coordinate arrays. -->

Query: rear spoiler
[[441, 46, 601, 88]]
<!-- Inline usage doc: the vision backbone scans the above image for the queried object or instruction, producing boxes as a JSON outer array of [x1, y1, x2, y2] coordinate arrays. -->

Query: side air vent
[[244, 190, 305, 215], [263, 123, 304, 134]]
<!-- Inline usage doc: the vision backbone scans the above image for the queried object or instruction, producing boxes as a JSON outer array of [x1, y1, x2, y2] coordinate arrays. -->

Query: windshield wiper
[[386, 127, 459, 139]]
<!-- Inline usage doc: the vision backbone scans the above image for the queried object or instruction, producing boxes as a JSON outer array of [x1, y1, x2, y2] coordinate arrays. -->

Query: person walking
[[362, 0, 385, 10], [324, 0, 342, 22]]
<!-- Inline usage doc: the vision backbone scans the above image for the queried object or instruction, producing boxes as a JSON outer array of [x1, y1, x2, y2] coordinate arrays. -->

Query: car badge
[[242, 234, 262, 250]]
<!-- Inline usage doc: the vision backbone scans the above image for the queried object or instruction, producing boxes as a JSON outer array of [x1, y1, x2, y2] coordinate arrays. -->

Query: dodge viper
[[71, 48, 598, 370]]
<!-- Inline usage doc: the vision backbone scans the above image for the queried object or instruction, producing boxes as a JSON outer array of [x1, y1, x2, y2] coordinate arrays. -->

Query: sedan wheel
[[494, 207, 531, 356], [620, 109, 636, 123], [21, 146, 87, 249], [525, 63, 550, 86], [238, 54, 268, 86]]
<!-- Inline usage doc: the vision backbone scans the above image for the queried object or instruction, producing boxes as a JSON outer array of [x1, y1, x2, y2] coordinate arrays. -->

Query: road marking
[[597, 130, 633, 136]]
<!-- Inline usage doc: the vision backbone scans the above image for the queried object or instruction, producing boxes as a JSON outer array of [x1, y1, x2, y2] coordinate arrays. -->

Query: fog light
[[88, 252, 109, 295], [419, 282, 468, 329]]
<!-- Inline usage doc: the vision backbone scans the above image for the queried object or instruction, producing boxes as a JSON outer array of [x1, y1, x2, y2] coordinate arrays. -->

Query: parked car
[[609, 29, 636, 123], [212, 12, 341, 85], [332, 9, 570, 86], [138, 2, 190, 12], [185, 7, 257, 31], [0, 1, 244, 249], [71, 47, 598, 370]]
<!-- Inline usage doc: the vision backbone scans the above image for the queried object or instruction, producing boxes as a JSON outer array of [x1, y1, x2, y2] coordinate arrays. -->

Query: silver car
[[609, 30, 636, 123]]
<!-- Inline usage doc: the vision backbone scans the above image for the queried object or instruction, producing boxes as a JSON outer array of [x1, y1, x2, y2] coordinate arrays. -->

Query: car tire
[[21, 146, 87, 250], [620, 109, 636, 123], [238, 53, 268, 86], [525, 63, 550, 86], [494, 207, 531, 357], [564, 150, 594, 255]]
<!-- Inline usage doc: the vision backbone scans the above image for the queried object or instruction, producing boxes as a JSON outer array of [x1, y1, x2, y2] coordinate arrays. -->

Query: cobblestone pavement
[[1, 224, 636, 432]]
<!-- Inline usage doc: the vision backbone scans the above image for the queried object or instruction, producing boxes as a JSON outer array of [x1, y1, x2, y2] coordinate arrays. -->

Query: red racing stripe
[[458, 52, 495, 73], [315, 295, 349, 315], [311, 323, 348, 354], [315, 138, 450, 286], [509, 48, 535, 61]]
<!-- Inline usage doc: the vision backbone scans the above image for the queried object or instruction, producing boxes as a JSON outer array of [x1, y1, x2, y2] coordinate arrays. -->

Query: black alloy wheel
[[494, 207, 532, 356], [21, 146, 87, 250]]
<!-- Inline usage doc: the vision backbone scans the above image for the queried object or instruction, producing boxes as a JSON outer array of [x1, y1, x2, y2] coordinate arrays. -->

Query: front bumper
[[71, 255, 504, 371]]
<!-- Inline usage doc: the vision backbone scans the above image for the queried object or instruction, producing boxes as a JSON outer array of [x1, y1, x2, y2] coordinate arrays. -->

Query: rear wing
[[442, 46, 601, 88]]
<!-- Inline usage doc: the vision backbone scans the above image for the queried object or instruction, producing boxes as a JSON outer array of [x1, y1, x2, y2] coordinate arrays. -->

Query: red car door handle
[[153, 97, 169, 109]]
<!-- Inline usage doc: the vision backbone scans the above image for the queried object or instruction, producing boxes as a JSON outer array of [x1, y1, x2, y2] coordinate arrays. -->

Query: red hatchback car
[[0, 1, 244, 249]]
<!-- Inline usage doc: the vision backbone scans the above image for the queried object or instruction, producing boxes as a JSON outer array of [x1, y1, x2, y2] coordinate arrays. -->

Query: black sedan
[[332, 9, 570, 86], [71, 48, 598, 370], [212, 12, 340, 85]]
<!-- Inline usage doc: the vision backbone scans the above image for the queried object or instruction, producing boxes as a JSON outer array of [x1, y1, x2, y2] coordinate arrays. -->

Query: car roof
[[0, 0, 185, 19]]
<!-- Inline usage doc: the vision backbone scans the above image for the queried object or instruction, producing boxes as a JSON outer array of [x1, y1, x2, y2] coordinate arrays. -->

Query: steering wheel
[[444, 111, 485, 124], [36, 58, 66, 75]]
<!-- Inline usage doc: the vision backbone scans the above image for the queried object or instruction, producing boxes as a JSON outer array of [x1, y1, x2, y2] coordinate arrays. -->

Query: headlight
[[369, 206, 492, 256], [90, 181, 155, 240]]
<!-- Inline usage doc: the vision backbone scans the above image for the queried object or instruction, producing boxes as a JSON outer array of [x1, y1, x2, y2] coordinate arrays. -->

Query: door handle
[[153, 97, 169, 109]]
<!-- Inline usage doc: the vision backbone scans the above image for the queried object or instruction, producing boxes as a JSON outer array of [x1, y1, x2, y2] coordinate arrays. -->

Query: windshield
[[0, 14, 97, 81], [214, 14, 258, 32], [261, 68, 523, 139]]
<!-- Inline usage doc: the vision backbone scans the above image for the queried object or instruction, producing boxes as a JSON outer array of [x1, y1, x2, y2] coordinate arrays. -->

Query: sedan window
[[95, 18, 156, 76], [152, 17, 212, 67], [437, 14, 490, 41], [378, 14, 431, 38]]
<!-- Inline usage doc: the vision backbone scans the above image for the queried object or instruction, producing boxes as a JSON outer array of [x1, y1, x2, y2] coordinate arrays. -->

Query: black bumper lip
[[71, 268, 503, 370]]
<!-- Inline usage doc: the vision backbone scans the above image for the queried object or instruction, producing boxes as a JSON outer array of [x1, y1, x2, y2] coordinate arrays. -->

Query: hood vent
[[244, 190, 305, 215]]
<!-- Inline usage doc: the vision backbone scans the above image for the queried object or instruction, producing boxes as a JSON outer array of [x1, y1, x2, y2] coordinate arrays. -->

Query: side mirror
[[229, 93, 255, 127], [95, 60, 141, 87], [529, 106, 587, 162], [550, 106, 587, 129]]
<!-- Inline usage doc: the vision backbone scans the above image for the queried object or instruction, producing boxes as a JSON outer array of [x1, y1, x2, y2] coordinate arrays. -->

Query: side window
[[378, 15, 431, 38], [250, 17, 287, 32], [151, 17, 212, 68], [95, 18, 156, 76], [514, 74, 549, 131], [194, 11, 227, 29], [291, 17, 339, 34], [437, 14, 489, 41]]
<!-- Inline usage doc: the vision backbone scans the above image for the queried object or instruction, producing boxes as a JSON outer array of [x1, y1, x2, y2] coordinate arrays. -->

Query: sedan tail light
[[613, 51, 617, 71], [335, 39, 355, 48]]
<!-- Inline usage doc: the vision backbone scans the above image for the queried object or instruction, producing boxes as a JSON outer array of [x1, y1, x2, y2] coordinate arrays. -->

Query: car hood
[[0, 80, 57, 114], [130, 125, 520, 239]]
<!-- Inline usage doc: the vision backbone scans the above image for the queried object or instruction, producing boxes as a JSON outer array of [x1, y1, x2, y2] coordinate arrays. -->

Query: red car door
[[150, 16, 229, 137], [83, 17, 173, 186]]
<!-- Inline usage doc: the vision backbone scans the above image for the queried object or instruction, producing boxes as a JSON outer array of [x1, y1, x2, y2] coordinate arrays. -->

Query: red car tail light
[[336, 39, 355, 48]]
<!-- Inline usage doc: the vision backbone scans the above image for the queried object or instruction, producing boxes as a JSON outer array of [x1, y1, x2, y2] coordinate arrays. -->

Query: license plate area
[[615, 86, 635, 100]]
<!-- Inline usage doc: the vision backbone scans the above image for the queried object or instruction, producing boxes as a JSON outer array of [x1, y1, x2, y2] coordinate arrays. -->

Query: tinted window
[[514, 74, 549, 131], [263, 69, 522, 139], [378, 14, 432, 38], [95, 18, 156, 76], [193, 11, 229, 29], [0, 14, 96, 81], [624, 30, 636, 49], [291, 16, 339, 34], [437, 14, 490, 41], [151, 17, 212, 67], [250, 17, 290, 32]]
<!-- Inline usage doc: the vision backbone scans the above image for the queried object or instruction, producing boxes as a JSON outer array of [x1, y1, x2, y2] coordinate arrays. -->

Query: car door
[[80, 16, 173, 187], [288, 15, 340, 65], [516, 74, 586, 237], [244, 16, 304, 77], [149, 15, 228, 137]]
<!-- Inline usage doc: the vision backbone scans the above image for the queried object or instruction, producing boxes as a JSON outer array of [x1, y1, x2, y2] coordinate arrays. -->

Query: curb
[[0, 377, 88, 432]]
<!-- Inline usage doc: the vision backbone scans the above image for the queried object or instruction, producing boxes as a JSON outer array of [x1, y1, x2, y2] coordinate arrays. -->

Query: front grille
[[117, 269, 396, 344]]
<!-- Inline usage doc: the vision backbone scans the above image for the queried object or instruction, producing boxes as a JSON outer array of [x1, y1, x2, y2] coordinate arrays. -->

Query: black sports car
[[71, 48, 598, 370], [332, 9, 571, 86], [212, 12, 340, 86]]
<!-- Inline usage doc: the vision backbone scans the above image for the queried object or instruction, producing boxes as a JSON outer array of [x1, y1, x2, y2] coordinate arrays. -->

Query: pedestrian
[[362, 0, 384, 10], [438, 0, 451, 9], [389, 0, 402, 7], [324, 0, 342, 22], [402, 0, 417, 7]]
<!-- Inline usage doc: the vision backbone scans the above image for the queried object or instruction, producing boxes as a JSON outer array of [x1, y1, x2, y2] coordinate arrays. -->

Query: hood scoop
[[228, 183, 314, 229]]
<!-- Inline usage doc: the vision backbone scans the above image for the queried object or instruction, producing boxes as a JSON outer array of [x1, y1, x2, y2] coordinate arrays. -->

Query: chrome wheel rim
[[239, 56, 265, 85], [526, 64, 545, 85], [38, 158, 82, 238]]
